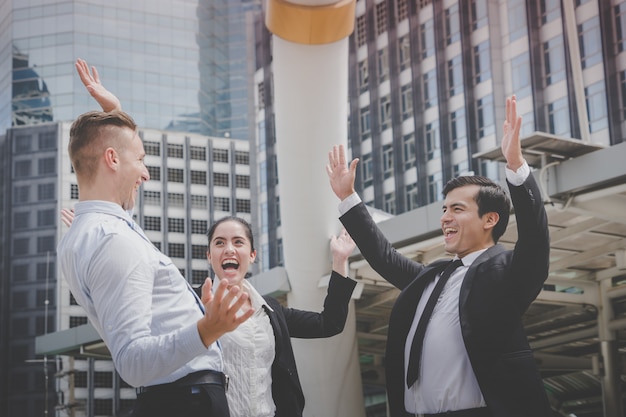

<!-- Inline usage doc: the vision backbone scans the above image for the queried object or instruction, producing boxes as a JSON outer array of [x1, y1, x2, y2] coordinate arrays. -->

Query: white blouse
[[218, 279, 276, 417]]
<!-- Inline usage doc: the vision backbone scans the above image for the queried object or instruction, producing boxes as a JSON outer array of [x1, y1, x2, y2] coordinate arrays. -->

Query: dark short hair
[[207, 216, 256, 253], [442, 175, 511, 243], [69, 110, 137, 181]]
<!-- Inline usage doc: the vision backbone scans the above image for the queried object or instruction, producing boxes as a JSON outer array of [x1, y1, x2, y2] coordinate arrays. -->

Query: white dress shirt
[[58, 201, 222, 388], [218, 279, 276, 417]]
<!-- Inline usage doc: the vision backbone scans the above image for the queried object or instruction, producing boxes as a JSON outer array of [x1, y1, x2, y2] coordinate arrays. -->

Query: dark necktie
[[406, 259, 464, 387]]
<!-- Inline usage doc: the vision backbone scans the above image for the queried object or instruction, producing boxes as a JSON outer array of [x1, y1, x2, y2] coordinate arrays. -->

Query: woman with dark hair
[[204, 216, 357, 417]]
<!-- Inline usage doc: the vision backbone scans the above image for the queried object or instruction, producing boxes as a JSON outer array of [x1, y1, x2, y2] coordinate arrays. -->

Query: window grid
[[376, 1, 387, 35], [144, 216, 162, 231], [168, 168, 184, 183], [191, 170, 207, 185], [168, 218, 185, 233], [235, 174, 250, 189], [192, 245, 206, 259], [214, 197, 230, 212], [191, 219, 208, 234], [167, 143, 184, 158], [168, 243, 185, 258], [168, 192, 184, 207], [236, 199, 251, 213], [214, 172, 230, 187], [190, 145, 206, 161], [144, 141, 160, 156], [213, 149, 229, 163], [235, 151, 250, 165]]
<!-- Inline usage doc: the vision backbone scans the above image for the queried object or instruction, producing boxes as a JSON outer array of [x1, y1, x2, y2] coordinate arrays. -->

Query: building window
[[548, 97, 570, 136], [401, 84, 413, 120], [383, 144, 393, 179], [191, 219, 208, 234], [426, 121, 440, 160], [476, 95, 495, 138], [454, 160, 470, 177], [358, 60, 369, 93], [585, 81, 608, 133], [451, 108, 467, 149], [360, 106, 371, 139], [37, 236, 54, 254], [191, 170, 207, 185], [168, 192, 184, 207], [380, 95, 391, 131], [362, 153, 373, 187], [70, 184, 79, 199], [540, 0, 560, 25], [38, 183, 55, 200], [406, 183, 418, 210], [214, 197, 230, 212], [617, 3, 626, 53], [168, 218, 185, 233], [543, 36, 565, 85], [94, 399, 113, 416], [192, 245, 206, 260], [508, 0, 527, 42], [235, 151, 249, 165], [37, 261, 54, 280], [235, 175, 250, 189], [38, 157, 55, 175], [167, 143, 184, 158], [428, 172, 443, 203], [190, 195, 207, 210], [511, 53, 531, 98], [421, 20, 435, 58], [144, 141, 160, 156], [214, 172, 229, 187], [423, 70, 437, 109], [236, 199, 251, 213], [94, 371, 113, 388], [15, 135, 32, 153], [190, 146, 206, 160], [37, 209, 54, 227], [168, 168, 184, 183], [398, 35, 411, 71], [445, 4, 460, 45], [38, 132, 56, 150], [403, 133, 416, 170], [471, 0, 488, 30], [448, 55, 463, 97], [192, 270, 206, 286], [168, 243, 185, 258], [578, 16, 602, 69], [15, 212, 29, 229], [213, 148, 229, 163], [356, 14, 367, 47], [384, 192, 396, 215], [147, 166, 161, 181], [376, 1, 387, 35], [474, 41, 491, 84], [397, 0, 408, 22], [144, 190, 161, 205], [14, 185, 30, 203], [14, 160, 31, 177], [258, 82, 265, 109], [69, 316, 88, 328], [378, 47, 389, 82], [621, 71, 626, 118], [144, 216, 161, 231]]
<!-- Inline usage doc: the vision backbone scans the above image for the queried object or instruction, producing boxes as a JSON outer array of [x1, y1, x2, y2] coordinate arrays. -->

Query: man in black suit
[[326, 96, 552, 417]]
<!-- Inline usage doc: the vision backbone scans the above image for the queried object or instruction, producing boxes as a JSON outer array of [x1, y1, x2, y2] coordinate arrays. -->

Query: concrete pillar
[[599, 277, 624, 417], [265, 1, 365, 416]]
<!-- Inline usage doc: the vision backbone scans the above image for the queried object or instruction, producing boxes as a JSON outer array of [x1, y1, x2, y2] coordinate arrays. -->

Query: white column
[[266, 1, 365, 416]]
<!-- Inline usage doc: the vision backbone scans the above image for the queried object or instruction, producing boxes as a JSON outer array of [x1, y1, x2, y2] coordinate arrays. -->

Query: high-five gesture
[[501, 95, 524, 172], [326, 145, 359, 201], [75, 58, 121, 112]]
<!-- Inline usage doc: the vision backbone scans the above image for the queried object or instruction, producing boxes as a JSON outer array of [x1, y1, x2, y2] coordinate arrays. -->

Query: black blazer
[[340, 174, 552, 417], [263, 272, 357, 417]]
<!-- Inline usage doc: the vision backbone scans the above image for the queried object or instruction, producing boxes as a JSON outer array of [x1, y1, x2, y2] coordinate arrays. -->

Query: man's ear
[[483, 212, 500, 230], [103, 147, 119, 170]]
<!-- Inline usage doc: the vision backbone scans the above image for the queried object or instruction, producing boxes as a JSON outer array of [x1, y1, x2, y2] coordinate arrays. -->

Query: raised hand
[[330, 228, 356, 277], [60, 208, 75, 228], [501, 95, 524, 171], [75, 58, 122, 112], [196, 278, 254, 347], [326, 145, 359, 201]]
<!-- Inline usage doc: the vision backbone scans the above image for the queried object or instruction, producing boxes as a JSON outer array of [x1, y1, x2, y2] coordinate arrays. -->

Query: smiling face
[[116, 129, 150, 211], [441, 184, 498, 258], [207, 219, 257, 288]]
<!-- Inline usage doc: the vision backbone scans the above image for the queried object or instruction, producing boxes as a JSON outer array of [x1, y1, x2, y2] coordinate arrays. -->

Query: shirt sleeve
[[338, 192, 362, 216], [505, 160, 530, 186]]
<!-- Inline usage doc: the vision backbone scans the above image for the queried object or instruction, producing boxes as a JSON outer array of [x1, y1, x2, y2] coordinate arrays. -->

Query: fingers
[[201, 278, 213, 304]]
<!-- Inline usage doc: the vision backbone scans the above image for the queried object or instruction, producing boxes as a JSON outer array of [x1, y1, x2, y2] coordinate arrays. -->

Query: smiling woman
[[204, 216, 358, 417]]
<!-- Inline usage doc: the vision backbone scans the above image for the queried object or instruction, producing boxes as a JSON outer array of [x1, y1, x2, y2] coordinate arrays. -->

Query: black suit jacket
[[263, 272, 357, 417], [340, 174, 552, 417]]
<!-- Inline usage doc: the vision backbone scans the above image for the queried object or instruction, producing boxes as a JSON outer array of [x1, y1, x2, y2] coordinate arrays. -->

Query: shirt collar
[[457, 248, 488, 267], [74, 200, 134, 225]]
